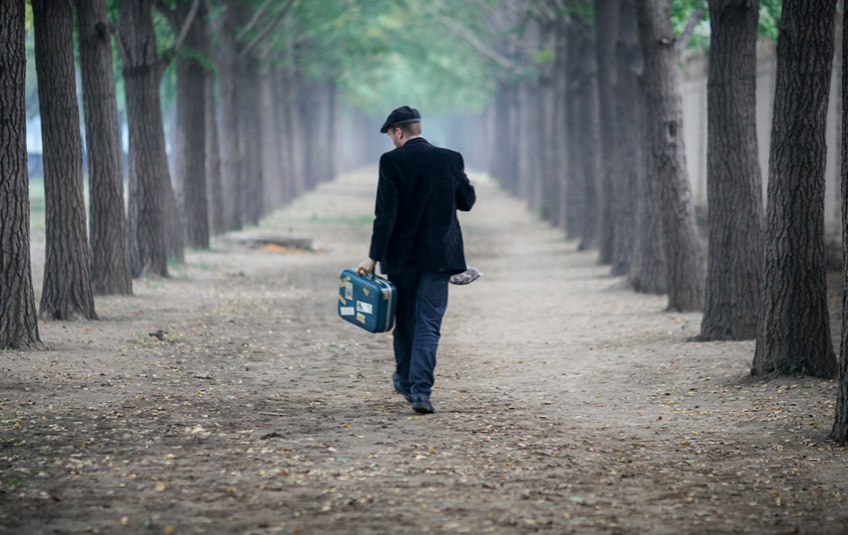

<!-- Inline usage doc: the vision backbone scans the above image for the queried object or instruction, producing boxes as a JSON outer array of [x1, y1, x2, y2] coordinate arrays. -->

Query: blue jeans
[[387, 270, 450, 399]]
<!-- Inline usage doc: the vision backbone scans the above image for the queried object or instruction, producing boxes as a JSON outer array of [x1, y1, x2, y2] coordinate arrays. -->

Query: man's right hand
[[357, 258, 376, 276]]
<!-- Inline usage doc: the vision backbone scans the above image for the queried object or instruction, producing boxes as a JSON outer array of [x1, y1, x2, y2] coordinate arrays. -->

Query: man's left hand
[[358, 258, 376, 276]]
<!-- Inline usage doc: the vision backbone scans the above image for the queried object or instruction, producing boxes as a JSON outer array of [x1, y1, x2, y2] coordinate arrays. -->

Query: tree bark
[[560, 15, 583, 240], [518, 19, 541, 209], [563, 17, 584, 241], [215, 0, 280, 228], [627, 0, 665, 294], [326, 81, 338, 184], [271, 65, 293, 206], [170, 0, 209, 248], [32, 0, 98, 321], [697, 0, 763, 341], [572, 18, 601, 251], [261, 71, 282, 212], [636, 0, 704, 311], [205, 68, 226, 236], [299, 75, 320, 191], [238, 53, 263, 225], [553, 13, 570, 231], [215, 0, 245, 230], [630, 121, 667, 294], [162, 149, 185, 262], [77, 0, 132, 296], [289, 65, 307, 199], [538, 21, 560, 224], [610, 0, 640, 278], [0, 0, 41, 348], [120, 0, 173, 277], [753, 0, 838, 378], [833, 1, 848, 445], [493, 79, 520, 195], [595, 0, 622, 265]]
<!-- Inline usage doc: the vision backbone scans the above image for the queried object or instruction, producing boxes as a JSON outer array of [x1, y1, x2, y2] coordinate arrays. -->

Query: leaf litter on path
[[2, 170, 847, 534]]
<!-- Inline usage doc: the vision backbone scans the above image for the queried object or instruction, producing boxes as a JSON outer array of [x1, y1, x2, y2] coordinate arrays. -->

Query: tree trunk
[[538, 75, 559, 223], [554, 14, 570, 231], [170, 0, 209, 248], [564, 17, 585, 241], [261, 71, 282, 212], [299, 75, 320, 191], [518, 19, 541, 209], [289, 66, 307, 199], [538, 21, 559, 224], [610, 0, 640, 278], [216, 1, 243, 230], [571, 18, 601, 251], [595, 0, 622, 265], [218, 63, 242, 230], [630, 123, 667, 294], [753, 0, 838, 378], [271, 65, 293, 206], [493, 79, 520, 195], [157, 75, 184, 263], [626, 0, 666, 294], [205, 69, 226, 236], [833, 1, 848, 445], [77, 0, 132, 296], [0, 0, 41, 348], [326, 79, 341, 181], [697, 0, 763, 341], [162, 147, 185, 262], [326, 81, 338, 183], [238, 53, 263, 226], [32, 0, 98, 321], [636, 0, 704, 311], [120, 0, 170, 277]]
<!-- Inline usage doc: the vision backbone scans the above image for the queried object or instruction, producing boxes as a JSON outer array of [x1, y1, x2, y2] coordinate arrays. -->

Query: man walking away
[[358, 106, 476, 414]]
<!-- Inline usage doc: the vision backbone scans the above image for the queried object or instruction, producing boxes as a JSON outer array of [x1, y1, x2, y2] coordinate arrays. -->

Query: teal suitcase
[[338, 270, 397, 333]]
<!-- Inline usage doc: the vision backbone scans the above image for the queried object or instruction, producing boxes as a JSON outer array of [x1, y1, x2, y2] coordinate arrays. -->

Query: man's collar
[[403, 137, 428, 146]]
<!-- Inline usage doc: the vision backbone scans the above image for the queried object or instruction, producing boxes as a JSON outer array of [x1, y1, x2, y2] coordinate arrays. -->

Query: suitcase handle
[[358, 269, 386, 283]]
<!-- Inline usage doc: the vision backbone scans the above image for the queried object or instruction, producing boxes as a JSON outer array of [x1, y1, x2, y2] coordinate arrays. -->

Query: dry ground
[[2, 168, 847, 535]]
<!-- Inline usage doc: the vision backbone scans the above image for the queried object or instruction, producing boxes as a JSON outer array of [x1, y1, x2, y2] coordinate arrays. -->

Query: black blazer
[[368, 137, 476, 275]]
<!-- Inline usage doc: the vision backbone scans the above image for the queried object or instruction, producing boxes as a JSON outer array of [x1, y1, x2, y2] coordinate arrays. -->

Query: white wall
[[680, 40, 842, 237]]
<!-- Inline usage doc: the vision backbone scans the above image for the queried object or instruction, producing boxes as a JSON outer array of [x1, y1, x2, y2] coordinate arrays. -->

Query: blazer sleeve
[[368, 154, 399, 261], [454, 153, 476, 212]]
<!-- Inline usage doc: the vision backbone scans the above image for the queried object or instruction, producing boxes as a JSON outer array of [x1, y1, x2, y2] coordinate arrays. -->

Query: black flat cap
[[380, 106, 421, 133]]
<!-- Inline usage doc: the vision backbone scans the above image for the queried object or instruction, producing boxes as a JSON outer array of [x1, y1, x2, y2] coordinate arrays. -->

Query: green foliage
[[672, 0, 783, 54], [534, 47, 556, 65], [671, 0, 708, 51], [268, 0, 501, 114], [562, 0, 595, 27], [758, 0, 782, 41], [24, 1, 33, 30]]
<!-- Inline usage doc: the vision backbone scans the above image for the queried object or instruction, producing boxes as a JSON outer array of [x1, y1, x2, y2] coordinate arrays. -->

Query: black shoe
[[393, 373, 412, 403], [412, 397, 435, 414]]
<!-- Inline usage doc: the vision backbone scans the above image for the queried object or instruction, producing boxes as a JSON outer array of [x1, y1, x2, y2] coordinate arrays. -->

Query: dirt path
[[2, 169, 846, 535]]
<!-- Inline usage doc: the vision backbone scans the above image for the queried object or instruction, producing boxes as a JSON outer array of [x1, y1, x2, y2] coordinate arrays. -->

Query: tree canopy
[[19, 0, 785, 129]]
